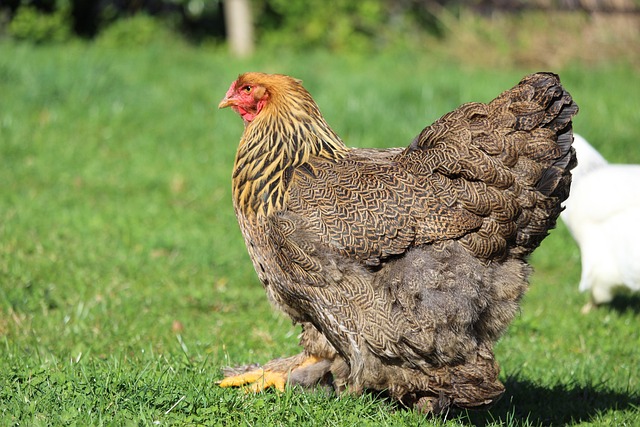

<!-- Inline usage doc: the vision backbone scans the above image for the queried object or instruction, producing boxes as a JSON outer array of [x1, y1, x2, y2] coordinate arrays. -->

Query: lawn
[[1, 41, 639, 426]]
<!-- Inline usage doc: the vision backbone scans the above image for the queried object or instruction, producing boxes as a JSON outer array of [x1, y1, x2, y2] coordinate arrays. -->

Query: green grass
[[1, 41, 639, 426]]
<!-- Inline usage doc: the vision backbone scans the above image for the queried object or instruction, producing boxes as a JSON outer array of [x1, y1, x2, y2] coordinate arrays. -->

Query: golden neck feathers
[[232, 82, 348, 217]]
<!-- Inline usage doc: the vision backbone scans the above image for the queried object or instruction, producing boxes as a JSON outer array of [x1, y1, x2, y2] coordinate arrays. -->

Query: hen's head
[[218, 72, 304, 123]]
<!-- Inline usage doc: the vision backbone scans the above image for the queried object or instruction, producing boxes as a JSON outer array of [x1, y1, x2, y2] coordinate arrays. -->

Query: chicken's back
[[402, 73, 577, 261]]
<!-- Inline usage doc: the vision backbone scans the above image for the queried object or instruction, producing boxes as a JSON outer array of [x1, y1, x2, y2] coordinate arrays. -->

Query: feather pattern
[[221, 72, 577, 413]]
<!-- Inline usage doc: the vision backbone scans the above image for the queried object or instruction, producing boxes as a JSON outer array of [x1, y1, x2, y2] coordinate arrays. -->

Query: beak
[[218, 96, 235, 109]]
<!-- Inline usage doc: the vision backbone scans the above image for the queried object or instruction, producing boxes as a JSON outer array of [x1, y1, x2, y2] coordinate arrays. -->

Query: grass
[[0, 39, 639, 426]]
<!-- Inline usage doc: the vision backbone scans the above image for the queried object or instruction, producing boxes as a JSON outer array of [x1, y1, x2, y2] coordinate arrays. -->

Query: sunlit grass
[[1, 41, 639, 425]]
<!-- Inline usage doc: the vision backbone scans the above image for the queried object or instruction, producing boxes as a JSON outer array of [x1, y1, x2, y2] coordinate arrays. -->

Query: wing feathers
[[282, 72, 576, 266]]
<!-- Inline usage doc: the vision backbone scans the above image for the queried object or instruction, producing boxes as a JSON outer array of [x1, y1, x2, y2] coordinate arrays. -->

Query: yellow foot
[[217, 369, 287, 392], [217, 355, 324, 393], [581, 301, 596, 314]]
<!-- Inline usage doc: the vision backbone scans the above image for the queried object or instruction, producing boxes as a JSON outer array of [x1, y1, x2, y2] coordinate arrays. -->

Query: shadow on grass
[[607, 293, 640, 315], [461, 376, 640, 426]]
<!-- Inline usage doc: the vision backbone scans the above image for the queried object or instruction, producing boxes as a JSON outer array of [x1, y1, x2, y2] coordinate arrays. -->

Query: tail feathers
[[536, 128, 575, 196], [465, 72, 578, 259], [506, 73, 578, 256], [403, 73, 577, 260]]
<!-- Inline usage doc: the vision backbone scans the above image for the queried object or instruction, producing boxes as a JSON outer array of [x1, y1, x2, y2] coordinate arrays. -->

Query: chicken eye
[[243, 85, 252, 93]]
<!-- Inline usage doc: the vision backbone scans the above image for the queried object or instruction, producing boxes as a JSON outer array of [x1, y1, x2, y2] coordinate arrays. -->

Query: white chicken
[[561, 134, 640, 312]]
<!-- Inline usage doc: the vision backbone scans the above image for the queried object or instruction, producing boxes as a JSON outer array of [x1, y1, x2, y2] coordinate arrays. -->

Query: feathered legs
[[217, 353, 331, 392]]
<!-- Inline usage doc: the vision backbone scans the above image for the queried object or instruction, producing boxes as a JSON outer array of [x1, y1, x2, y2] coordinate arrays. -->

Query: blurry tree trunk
[[222, 0, 254, 57]]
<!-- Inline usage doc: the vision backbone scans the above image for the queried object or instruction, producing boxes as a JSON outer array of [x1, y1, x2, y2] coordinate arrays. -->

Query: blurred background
[[1, 0, 638, 67], [1, 1, 640, 424]]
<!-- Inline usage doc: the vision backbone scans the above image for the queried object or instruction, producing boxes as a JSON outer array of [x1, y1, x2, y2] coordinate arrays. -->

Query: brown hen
[[217, 72, 577, 413]]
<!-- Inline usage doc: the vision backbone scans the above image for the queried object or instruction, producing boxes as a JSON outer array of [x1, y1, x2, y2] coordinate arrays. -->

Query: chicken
[[217, 72, 577, 413], [561, 134, 640, 313]]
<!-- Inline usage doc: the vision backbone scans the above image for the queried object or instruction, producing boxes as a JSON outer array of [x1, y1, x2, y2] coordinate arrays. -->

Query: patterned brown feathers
[[218, 72, 578, 413]]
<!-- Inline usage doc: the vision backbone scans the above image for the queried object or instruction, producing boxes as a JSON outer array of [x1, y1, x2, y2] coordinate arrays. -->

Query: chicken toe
[[217, 354, 330, 392], [217, 368, 286, 392]]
